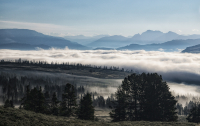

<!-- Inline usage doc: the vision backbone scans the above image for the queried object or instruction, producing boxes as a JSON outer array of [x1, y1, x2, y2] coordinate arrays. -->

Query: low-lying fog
[[0, 69, 200, 107], [0, 48, 200, 97], [1, 48, 200, 85]]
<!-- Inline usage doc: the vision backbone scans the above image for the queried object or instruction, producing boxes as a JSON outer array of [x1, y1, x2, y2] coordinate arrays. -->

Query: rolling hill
[[87, 35, 128, 48], [0, 29, 89, 50], [117, 39, 200, 51], [182, 44, 200, 53], [64, 34, 109, 45]]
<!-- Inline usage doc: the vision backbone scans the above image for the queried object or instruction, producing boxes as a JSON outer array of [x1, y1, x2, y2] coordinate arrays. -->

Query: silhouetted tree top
[[60, 83, 77, 116], [110, 73, 178, 122], [77, 92, 94, 120]]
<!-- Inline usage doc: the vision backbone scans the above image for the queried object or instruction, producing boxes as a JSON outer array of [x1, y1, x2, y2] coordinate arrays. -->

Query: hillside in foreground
[[0, 107, 196, 126]]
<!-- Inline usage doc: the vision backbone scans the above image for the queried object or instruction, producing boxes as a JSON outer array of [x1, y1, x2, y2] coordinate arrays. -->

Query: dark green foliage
[[110, 86, 127, 121], [20, 85, 30, 110], [20, 86, 46, 113], [184, 106, 189, 116], [4, 99, 10, 108], [77, 93, 94, 120], [110, 73, 178, 122], [44, 91, 51, 114], [4, 99, 14, 108], [60, 83, 77, 116], [186, 103, 200, 123], [51, 92, 59, 115]]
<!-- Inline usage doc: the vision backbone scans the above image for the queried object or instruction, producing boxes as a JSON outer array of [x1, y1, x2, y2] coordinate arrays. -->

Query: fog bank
[[1, 48, 200, 85]]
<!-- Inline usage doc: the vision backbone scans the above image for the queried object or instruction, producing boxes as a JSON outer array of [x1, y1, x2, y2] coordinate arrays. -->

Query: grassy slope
[[0, 107, 197, 126], [0, 64, 131, 79]]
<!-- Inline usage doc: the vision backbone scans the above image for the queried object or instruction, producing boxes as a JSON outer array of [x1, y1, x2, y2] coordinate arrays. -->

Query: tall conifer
[[77, 93, 94, 120], [110, 73, 178, 122]]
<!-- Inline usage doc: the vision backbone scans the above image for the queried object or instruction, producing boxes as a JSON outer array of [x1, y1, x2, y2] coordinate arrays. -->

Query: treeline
[[110, 73, 178, 122], [109, 73, 200, 123], [1, 72, 200, 123], [173, 93, 200, 116], [0, 73, 114, 109], [186, 103, 200, 123], [4, 83, 95, 120], [0, 58, 134, 72], [176, 100, 200, 116]]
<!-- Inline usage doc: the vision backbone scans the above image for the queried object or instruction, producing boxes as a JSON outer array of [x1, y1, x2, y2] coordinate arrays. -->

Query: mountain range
[[117, 39, 200, 52], [63, 35, 109, 45], [87, 30, 200, 48], [1, 29, 200, 52], [0, 29, 89, 50]]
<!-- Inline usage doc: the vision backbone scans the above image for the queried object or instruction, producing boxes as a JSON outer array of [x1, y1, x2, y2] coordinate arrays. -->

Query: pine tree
[[142, 74, 177, 121], [36, 86, 46, 113], [44, 91, 51, 114], [20, 85, 31, 110], [110, 86, 127, 121], [60, 83, 77, 116], [20, 86, 46, 113], [127, 74, 142, 121], [4, 99, 14, 108], [186, 103, 200, 123], [110, 73, 178, 122], [51, 92, 59, 115], [77, 93, 94, 120], [9, 100, 14, 108]]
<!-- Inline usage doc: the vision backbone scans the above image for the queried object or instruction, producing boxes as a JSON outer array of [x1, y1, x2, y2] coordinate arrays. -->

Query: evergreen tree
[[36, 86, 46, 113], [44, 91, 51, 114], [77, 93, 94, 120], [60, 83, 77, 116], [51, 92, 59, 115], [4, 99, 14, 108], [20, 86, 46, 113], [4, 99, 10, 108], [20, 85, 31, 110], [110, 86, 127, 121], [142, 74, 177, 121], [127, 74, 143, 121], [183, 106, 188, 116], [110, 73, 178, 122], [186, 103, 200, 123], [9, 100, 14, 108]]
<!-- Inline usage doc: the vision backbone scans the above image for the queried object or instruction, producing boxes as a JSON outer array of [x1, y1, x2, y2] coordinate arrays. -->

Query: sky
[[0, 0, 200, 36]]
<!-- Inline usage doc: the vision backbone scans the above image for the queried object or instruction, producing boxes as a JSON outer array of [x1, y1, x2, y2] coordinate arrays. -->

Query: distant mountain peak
[[167, 31, 178, 35], [0, 29, 89, 50], [143, 30, 163, 33], [0, 29, 45, 37]]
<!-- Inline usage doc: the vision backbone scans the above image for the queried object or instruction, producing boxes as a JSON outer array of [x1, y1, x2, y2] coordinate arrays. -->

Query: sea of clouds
[[0, 48, 200, 86], [1, 48, 200, 98]]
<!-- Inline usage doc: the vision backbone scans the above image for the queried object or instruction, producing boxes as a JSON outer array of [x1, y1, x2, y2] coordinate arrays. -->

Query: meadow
[[0, 106, 197, 126]]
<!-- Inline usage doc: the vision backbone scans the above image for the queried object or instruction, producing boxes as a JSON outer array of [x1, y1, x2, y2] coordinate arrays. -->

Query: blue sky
[[0, 0, 200, 36]]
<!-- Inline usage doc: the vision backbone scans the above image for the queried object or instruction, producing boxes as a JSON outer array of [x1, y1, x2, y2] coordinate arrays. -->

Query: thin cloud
[[178, 30, 182, 32], [192, 29, 199, 32], [0, 20, 74, 37]]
